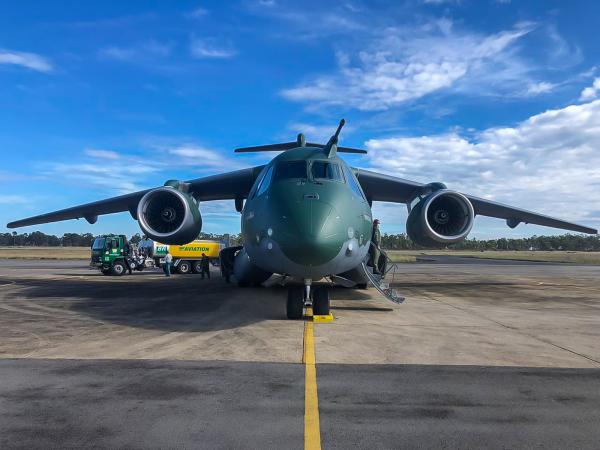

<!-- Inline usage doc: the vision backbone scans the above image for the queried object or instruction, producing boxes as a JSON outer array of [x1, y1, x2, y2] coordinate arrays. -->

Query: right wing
[[7, 166, 265, 228], [354, 168, 597, 235]]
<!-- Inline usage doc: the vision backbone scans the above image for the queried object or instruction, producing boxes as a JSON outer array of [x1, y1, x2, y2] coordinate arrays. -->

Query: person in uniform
[[200, 253, 210, 279], [368, 219, 382, 274], [163, 251, 173, 277]]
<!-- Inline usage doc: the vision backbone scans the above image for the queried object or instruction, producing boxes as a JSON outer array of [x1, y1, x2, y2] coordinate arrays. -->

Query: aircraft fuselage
[[241, 147, 373, 279]]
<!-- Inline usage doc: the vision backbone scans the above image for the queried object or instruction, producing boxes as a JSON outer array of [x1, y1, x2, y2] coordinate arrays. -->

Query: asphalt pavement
[[0, 259, 599, 449]]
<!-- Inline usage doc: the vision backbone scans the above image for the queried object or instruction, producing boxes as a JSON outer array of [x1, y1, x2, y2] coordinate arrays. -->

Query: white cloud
[[84, 148, 121, 159], [580, 77, 600, 101], [0, 195, 29, 205], [422, 0, 461, 4], [187, 6, 209, 18], [525, 81, 557, 95], [281, 21, 535, 110], [190, 38, 236, 59], [364, 100, 600, 229], [168, 144, 231, 168], [0, 50, 52, 73], [99, 40, 171, 62]]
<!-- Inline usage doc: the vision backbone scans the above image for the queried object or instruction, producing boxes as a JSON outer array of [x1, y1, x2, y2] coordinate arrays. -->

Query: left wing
[[354, 168, 597, 235], [7, 166, 264, 228]]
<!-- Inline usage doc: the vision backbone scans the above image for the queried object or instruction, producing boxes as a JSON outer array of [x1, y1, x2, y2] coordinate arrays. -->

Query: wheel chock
[[312, 314, 334, 323]]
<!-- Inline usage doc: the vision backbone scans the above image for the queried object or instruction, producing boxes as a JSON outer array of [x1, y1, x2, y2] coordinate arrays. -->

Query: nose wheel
[[312, 287, 330, 316], [286, 284, 331, 319], [286, 287, 304, 320]]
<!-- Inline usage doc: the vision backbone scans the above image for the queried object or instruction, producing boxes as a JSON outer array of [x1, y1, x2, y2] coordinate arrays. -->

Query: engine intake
[[137, 186, 202, 244], [406, 190, 474, 247]]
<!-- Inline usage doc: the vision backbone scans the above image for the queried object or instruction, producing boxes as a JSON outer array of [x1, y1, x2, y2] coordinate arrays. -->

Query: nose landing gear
[[286, 287, 304, 320], [312, 287, 330, 316], [286, 279, 331, 320]]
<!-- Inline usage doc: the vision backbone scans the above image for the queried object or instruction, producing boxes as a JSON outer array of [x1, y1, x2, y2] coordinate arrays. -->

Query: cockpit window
[[344, 166, 366, 200], [311, 161, 344, 182], [274, 161, 307, 181], [256, 166, 274, 197]]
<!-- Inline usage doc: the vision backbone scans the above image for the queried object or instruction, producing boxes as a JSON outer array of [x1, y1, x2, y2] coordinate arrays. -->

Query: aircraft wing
[[7, 166, 264, 228], [354, 168, 597, 235]]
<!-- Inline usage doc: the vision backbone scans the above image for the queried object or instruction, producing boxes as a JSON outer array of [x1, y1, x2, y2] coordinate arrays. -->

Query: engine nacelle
[[233, 247, 272, 286], [406, 190, 474, 248], [137, 186, 202, 245]]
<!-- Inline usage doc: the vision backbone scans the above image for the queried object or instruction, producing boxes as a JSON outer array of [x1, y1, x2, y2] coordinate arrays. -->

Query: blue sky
[[1, 0, 600, 239]]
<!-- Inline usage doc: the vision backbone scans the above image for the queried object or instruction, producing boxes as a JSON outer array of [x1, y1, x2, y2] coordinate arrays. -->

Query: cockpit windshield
[[274, 161, 307, 181], [311, 161, 344, 182]]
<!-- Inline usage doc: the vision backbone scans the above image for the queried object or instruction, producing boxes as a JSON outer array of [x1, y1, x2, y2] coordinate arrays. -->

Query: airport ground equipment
[[9, 119, 598, 318], [138, 239, 223, 274], [90, 234, 144, 276]]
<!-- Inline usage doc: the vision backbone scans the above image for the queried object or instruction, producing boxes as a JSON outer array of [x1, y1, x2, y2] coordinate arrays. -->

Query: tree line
[[0, 231, 242, 247], [1, 231, 598, 251], [380, 233, 600, 251]]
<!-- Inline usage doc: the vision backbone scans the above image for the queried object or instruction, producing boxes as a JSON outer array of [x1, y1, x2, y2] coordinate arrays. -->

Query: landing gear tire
[[178, 260, 192, 274], [313, 287, 330, 316], [111, 261, 125, 276], [356, 283, 368, 289], [287, 287, 304, 320]]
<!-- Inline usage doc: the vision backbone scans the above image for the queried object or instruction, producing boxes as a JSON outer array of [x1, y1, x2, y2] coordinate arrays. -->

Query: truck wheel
[[101, 268, 111, 276], [178, 260, 192, 274], [111, 261, 125, 276], [192, 261, 202, 274]]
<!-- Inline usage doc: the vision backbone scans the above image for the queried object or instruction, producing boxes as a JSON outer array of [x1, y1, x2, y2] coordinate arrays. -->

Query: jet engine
[[406, 190, 474, 247], [233, 247, 273, 286], [137, 185, 202, 245]]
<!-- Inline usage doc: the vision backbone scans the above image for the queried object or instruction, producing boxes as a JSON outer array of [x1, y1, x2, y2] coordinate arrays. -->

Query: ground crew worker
[[221, 256, 232, 283], [163, 251, 173, 277], [368, 219, 382, 274], [200, 253, 210, 279], [124, 241, 133, 274]]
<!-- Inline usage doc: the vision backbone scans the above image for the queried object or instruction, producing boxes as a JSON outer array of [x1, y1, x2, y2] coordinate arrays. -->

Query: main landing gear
[[286, 279, 330, 320]]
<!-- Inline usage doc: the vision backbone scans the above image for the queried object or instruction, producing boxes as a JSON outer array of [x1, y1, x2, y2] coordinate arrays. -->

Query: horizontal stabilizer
[[235, 142, 367, 154]]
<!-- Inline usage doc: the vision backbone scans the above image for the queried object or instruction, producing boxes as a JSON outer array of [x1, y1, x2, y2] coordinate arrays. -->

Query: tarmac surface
[[1, 258, 599, 449]]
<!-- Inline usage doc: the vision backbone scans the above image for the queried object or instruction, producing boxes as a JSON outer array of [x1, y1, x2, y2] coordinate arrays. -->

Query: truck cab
[[90, 234, 131, 276]]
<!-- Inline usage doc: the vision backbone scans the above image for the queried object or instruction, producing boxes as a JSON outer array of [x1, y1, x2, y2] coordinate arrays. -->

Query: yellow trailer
[[165, 241, 221, 259], [139, 239, 224, 275]]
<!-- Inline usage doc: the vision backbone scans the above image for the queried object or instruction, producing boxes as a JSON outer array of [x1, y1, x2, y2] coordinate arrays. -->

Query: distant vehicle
[[138, 239, 223, 275], [90, 234, 143, 276]]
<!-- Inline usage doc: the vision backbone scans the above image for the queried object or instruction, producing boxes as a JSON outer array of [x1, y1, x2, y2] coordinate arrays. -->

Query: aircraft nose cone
[[279, 199, 344, 266]]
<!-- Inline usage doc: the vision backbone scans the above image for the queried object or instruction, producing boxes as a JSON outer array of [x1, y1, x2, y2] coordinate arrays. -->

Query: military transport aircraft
[[8, 120, 597, 319]]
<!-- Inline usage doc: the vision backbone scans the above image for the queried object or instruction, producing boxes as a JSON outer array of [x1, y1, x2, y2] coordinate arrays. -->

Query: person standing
[[368, 219, 382, 275], [200, 253, 210, 279], [164, 251, 173, 277]]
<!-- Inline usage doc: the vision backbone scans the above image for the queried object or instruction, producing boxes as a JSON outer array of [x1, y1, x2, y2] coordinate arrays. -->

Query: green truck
[[90, 234, 144, 276]]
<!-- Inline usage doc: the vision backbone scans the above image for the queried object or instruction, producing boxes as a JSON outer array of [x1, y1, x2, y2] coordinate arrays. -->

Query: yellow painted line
[[303, 307, 321, 450]]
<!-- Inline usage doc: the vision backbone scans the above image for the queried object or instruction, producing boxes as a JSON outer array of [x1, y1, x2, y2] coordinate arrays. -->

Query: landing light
[[267, 227, 273, 236]]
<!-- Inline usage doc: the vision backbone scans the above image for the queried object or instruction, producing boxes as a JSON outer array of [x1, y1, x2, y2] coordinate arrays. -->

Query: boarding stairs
[[361, 245, 405, 305]]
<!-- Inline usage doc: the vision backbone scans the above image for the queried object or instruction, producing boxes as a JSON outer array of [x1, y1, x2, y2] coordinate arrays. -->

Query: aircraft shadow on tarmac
[[5, 274, 375, 332], [5, 275, 281, 332]]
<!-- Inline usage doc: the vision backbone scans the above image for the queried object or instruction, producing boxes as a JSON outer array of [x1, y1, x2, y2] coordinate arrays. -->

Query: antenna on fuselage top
[[324, 119, 345, 158]]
